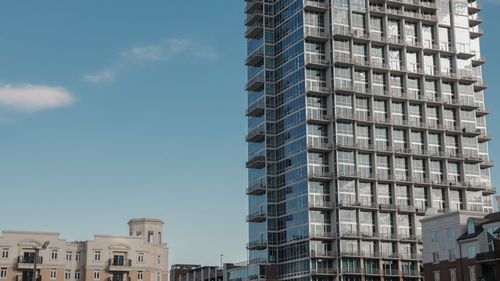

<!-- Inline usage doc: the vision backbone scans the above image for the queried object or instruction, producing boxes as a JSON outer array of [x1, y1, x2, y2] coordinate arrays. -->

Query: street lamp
[[33, 241, 49, 281]]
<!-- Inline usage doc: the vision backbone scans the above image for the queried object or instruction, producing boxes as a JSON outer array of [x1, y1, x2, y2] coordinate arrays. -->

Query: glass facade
[[245, 0, 492, 280]]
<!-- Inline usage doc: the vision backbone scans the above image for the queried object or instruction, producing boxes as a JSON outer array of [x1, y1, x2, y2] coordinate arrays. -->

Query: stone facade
[[0, 219, 168, 281]]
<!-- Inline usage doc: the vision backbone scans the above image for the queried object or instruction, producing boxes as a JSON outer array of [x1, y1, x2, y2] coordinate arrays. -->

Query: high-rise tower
[[245, 0, 493, 280]]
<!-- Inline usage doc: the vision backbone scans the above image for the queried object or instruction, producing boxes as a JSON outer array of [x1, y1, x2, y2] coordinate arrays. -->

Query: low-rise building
[[169, 265, 199, 281], [422, 211, 500, 281], [171, 265, 222, 281], [0, 218, 169, 281], [225, 261, 276, 281]]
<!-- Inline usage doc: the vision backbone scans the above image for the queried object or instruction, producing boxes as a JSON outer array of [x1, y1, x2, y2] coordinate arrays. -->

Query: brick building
[[422, 211, 500, 281]]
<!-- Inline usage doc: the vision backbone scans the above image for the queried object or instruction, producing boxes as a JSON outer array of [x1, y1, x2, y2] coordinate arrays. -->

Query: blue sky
[[0, 0, 499, 267]]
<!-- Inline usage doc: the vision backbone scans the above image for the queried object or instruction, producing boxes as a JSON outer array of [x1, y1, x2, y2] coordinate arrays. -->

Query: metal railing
[[109, 258, 132, 267]]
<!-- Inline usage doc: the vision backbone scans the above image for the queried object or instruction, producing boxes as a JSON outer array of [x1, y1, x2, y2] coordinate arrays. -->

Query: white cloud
[[83, 68, 118, 83], [0, 84, 74, 112], [84, 38, 218, 83]]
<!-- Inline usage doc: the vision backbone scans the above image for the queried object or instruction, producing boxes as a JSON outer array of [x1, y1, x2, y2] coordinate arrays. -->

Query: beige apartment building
[[0, 218, 169, 281]]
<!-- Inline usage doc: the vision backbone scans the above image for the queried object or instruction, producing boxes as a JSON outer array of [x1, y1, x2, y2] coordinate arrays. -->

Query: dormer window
[[467, 218, 475, 234]]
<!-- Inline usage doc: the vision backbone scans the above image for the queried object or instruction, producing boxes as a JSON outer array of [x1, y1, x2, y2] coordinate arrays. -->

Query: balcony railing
[[247, 240, 267, 250], [307, 142, 332, 152], [246, 182, 266, 195], [305, 53, 330, 68], [308, 171, 333, 181], [304, 26, 329, 41], [245, 22, 264, 39], [246, 155, 265, 169], [477, 251, 500, 262], [384, 269, 401, 276], [310, 268, 337, 275], [245, 46, 264, 66], [310, 250, 335, 258], [245, 99, 265, 117], [310, 231, 336, 240], [245, 0, 263, 14], [18, 256, 43, 264], [305, 80, 330, 95], [364, 268, 381, 275], [245, 71, 265, 91], [341, 267, 362, 274], [109, 259, 132, 267], [309, 200, 333, 209], [246, 127, 265, 143], [402, 269, 420, 277], [246, 210, 266, 222], [303, 0, 329, 12], [306, 113, 330, 123]]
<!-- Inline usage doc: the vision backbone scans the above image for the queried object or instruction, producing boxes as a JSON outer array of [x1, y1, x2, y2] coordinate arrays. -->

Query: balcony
[[245, 47, 264, 66], [402, 270, 420, 277], [478, 133, 492, 142], [245, 99, 265, 117], [470, 28, 484, 39], [482, 187, 497, 195], [245, 0, 263, 14], [17, 256, 43, 269], [246, 127, 265, 143], [384, 269, 401, 276], [246, 155, 265, 169], [364, 268, 381, 275], [303, 0, 329, 12], [305, 81, 330, 96], [469, 16, 482, 26], [247, 240, 267, 250], [472, 56, 486, 66], [310, 231, 336, 240], [304, 26, 329, 42], [379, 203, 397, 210], [246, 72, 265, 91], [246, 210, 266, 222], [306, 113, 330, 124], [307, 142, 332, 152], [109, 259, 132, 271], [474, 81, 488, 91], [310, 250, 335, 258], [333, 53, 354, 65], [339, 250, 365, 258], [480, 160, 494, 168], [338, 198, 361, 208], [305, 53, 330, 68], [380, 233, 400, 241], [246, 183, 266, 195], [245, 22, 264, 39], [397, 205, 416, 213], [108, 278, 131, 281], [468, 3, 482, 13], [341, 268, 362, 274], [310, 268, 336, 275], [245, 13, 263, 27], [476, 107, 490, 116], [339, 231, 361, 238], [309, 200, 333, 210], [308, 171, 333, 181], [421, 1, 437, 9], [477, 251, 500, 262]]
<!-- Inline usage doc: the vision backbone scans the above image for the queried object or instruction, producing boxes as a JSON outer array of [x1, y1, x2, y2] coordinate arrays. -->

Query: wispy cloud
[[84, 38, 218, 83], [0, 84, 74, 112], [83, 68, 119, 83]]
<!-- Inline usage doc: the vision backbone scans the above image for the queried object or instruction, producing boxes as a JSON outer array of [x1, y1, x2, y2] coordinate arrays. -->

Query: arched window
[[467, 218, 475, 234]]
